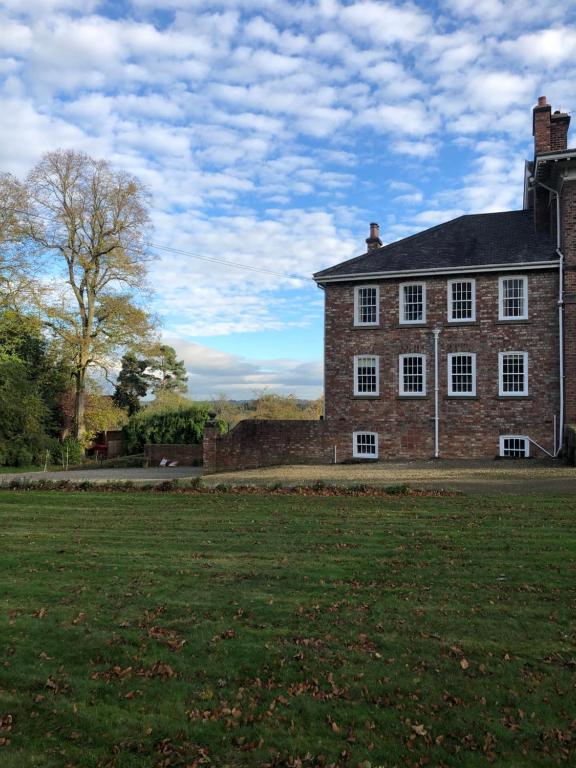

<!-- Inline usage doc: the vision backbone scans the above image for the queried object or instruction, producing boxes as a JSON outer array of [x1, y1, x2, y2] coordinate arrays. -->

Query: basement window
[[353, 431, 378, 458], [354, 285, 379, 325], [499, 276, 528, 320], [499, 435, 529, 458], [399, 354, 426, 396], [354, 355, 379, 396], [499, 351, 528, 396], [448, 353, 476, 396], [400, 282, 426, 324]]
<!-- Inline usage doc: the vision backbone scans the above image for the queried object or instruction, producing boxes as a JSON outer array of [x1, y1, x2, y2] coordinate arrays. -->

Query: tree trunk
[[73, 367, 87, 441]]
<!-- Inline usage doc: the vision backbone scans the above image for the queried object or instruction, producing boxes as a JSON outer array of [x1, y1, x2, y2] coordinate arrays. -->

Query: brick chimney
[[533, 96, 552, 156], [533, 96, 571, 156], [551, 110, 571, 152], [365, 222, 382, 251]]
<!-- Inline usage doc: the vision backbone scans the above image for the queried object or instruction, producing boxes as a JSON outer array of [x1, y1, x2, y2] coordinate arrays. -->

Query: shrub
[[122, 405, 225, 454]]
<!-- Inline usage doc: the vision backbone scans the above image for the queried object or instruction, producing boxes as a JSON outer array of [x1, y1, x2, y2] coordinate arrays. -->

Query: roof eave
[[314, 259, 559, 285]]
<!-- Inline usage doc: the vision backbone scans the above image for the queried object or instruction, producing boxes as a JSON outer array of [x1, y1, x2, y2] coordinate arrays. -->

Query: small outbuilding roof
[[314, 209, 556, 282]]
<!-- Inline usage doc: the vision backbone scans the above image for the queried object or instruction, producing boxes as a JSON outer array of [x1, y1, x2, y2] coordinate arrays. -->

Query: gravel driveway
[[0, 467, 202, 484]]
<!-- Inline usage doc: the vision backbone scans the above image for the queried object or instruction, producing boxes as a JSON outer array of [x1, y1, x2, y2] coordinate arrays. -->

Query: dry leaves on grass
[[0, 714, 13, 747]]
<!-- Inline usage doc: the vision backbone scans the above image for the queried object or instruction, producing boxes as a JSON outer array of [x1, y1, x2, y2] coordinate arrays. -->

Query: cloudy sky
[[1, 0, 575, 399]]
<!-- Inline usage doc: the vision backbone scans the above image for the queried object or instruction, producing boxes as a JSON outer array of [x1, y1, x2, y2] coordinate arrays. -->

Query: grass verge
[[0, 490, 575, 767]]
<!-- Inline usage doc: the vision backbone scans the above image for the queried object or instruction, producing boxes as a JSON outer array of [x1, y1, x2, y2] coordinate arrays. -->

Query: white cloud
[[394, 192, 424, 204], [359, 101, 438, 137], [464, 71, 536, 111], [393, 140, 437, 158], [164, 338, 323, 399], [1, 0, 574, 395], [502, 28, 576, 67], [340, 1, 431, 45]]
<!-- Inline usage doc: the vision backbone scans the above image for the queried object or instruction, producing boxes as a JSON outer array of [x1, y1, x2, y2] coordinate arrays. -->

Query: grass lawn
[[0, 490, 575, 767], [0, 466, 43, 474]]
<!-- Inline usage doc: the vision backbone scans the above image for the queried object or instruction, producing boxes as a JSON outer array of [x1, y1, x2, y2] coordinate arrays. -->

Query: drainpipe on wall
[[433, 328, 441, 458], [531, 177, 565, 456]]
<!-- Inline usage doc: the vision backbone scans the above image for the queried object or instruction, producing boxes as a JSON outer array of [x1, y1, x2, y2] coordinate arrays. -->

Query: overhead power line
[[9, 207, 314, 282], [147, 242, 311, 281]]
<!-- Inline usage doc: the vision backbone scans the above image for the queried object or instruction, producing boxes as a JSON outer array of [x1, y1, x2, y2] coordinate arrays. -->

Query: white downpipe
[[533, 179, 565, 457], [433, 329, 441, 458]]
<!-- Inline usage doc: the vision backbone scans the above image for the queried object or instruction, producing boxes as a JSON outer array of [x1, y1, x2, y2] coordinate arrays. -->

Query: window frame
[[399, 282, 426, 325], [354, 285, 380, 327], [447, 352, 477, 396], [498, 275, 528, 321], [353, 354, 380, 397], [399, 353, 427, 396], [499, 435, 530, 458], [447, 278, 476, 323], [352, 431, 379, 459], [498, 351, 528, 396]]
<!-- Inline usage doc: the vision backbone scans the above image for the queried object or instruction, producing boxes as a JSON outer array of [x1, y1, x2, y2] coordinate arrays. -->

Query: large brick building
[[313, 96, 576, 461]]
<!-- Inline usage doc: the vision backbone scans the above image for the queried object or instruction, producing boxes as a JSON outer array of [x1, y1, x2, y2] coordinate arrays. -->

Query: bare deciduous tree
[[23, 149, 155, 439]]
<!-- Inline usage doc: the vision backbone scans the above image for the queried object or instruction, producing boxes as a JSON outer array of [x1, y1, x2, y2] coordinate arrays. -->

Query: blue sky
[[1, 0, 575, 398]]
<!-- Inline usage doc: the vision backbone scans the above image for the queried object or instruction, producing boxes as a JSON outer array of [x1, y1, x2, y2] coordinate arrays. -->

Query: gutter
[[314, 259, 559, 285]]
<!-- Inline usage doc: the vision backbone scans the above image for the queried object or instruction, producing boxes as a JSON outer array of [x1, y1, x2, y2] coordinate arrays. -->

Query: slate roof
[[314, 210, 556, 281]]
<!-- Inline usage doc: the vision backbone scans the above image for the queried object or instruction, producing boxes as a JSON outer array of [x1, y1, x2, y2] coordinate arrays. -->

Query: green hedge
[[122, 406, 224, 454], [0, 436, 85, 468]]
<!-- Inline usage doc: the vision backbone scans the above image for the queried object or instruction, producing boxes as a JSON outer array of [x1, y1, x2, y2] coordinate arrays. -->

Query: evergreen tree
[[113, 352, 149, 415], [145, 344, 188, 395]]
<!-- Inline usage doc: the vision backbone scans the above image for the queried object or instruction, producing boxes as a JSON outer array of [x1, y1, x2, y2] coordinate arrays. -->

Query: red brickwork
[[324, 271, 560, 459], [562, 180, 576, 426], [202, 419, 345, 474], [144, 443, 203, 466], [550, 113, 570, 152], [533, 99, 552, 155]]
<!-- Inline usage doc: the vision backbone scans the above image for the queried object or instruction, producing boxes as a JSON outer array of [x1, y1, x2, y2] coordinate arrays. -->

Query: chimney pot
[[365, 222, 382, 251], [538, 96, 548, 106]]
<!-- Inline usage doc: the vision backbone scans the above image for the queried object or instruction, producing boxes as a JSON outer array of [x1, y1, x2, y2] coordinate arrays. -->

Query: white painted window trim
[[353, 431, 379, 459], [447, 352, 477, 396], [399, 353, 427, 396], [498, 275, 528, 320], [353, 354, 380, 396], [498, 351, 528, 396], [447, 278, 476, 322], [354, 285, 380, 326], [399, 282, 426, 325], [499, 435, 530, 458]]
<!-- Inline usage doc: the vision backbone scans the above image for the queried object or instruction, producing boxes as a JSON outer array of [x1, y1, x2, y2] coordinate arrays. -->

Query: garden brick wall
[[203, 419, 347, 474], [324, 269, 560, 460], [144, 443, 203, 466]]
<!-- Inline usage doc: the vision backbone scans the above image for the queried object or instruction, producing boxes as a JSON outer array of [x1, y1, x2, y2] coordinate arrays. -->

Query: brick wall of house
[[562, 179, 576, 426], [144, 443, 203, 466], [324, 269, 560, 459], [202, 419, 348, 473]]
